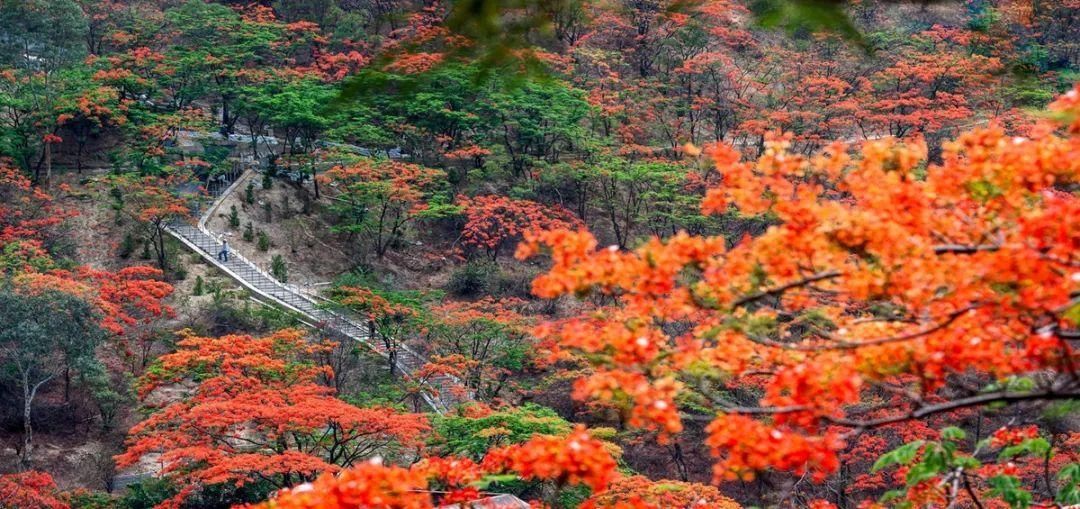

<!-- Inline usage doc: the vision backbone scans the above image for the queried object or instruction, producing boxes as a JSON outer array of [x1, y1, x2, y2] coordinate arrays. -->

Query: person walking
[[217, 235, 230, 262]]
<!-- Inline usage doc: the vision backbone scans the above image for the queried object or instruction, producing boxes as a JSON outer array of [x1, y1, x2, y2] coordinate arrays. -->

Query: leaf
[[940, 426, 966, 441], [749, 0, 868, 51], [872, 440, 924, 472], [954, 456, 981, 470], [1057, 463, 1080, 505], [905, 461, 941, 487], [987, 475, 1032, 509], [998, 437, 1051, 460]]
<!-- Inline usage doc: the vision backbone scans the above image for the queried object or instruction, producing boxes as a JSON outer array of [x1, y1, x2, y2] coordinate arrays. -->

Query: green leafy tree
[[430, 403, 571, 459], [321, 160, 452, 258], [0, 288, 105, 467]]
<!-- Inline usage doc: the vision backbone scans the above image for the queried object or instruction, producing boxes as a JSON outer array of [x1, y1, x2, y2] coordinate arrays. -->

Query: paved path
[[166, 170, 461, 414]]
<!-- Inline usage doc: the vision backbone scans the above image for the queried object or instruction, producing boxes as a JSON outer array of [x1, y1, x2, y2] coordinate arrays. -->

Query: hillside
[[0, 1, 1077, 508]]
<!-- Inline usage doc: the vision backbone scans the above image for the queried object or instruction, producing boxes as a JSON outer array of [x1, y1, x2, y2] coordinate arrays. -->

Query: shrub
[[271, 254, 287, 283], [280, 195, 291, 219], [245, 180, 255, 204], [119, 477, 176, 509], [257, 231, 270, 251], [445, 261, 496, 297], [193, 275, 204, 296], [118, 233, 136, 259], [243, 222, 254, 242], [228, 205, 240, 228]]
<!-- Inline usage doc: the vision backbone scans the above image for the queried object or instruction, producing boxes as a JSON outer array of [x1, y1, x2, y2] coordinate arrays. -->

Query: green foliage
[[171, 262, 187, 281], [0, 0, 87, 70], [228, 204, 240, 228], [270, 254, 287, 283], [256, 231, 270, 252], [987, 475, 1032, 508], [0, 287, 106, 459], [119, 233, 137, 259], [871, 440, 925, 473], [445, 261, 497, 297], [119, 477, 177, 509], [193, 275, 204, 296], [1058, 463, 1080, 505], [869, 426, 1079, 508], [430, 403, 571, 459], [998, 437, 1051, 461], [245, 180, 255, 204], [243, 222, 254, 242], [67, 490, 115, 509]]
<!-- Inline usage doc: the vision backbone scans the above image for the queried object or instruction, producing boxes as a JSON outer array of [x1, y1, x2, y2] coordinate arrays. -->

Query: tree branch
[[730, 270, 841, 309], [828, 386, 1079, 431]]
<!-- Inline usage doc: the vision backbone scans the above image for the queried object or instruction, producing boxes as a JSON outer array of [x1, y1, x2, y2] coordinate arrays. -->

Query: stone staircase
[[166, 167, 464, 414]]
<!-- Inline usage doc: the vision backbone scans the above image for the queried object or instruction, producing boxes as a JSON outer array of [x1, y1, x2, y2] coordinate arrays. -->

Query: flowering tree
[[328, 286, 422, 378], [457, 195, 582, 260], [419, 298, 536, 401], [116, 329, 430, 508], [513, 88, 1080, 503], [321, 160, 448, 257], [585, 475, 740, 508], [0, 164, 173, 464], [103, 172, 192, 272], [247, 426, 619, 508], [0, 471, 68, 509]]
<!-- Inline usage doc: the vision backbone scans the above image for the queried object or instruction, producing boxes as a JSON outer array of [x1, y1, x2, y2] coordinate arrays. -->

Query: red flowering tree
[[247, 426, 619, 508], [854, 27, 1003, 145], [116, 329, 430, 508], [584, 475, 740, 508], [327, 286, 424, 379], [513, 88, 1080, 501], [418, 298, 536, 402], [321, 160, 448, 258], [457, 195, 582, 260], [0, 164, 74, 273], [0, 471, 68, 509], [103, 172, 193, 272]]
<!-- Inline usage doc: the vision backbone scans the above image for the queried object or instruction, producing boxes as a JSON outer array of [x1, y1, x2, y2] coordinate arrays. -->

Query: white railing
[[167, 165, 465, 413]]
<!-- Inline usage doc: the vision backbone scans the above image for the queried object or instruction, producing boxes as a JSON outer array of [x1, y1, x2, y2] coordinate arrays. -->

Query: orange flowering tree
[[584, 475, 740, 509], [0, 162, 173, 463], [245, 426, 620, 509], [512, 88, 1080, 504], [104, 171, 193, 272], [0, 164, 74, 273], [327, 286, 423, 378], [854, 26, 1003, 144], [321, 160, 450, 258], [0, 471, 68, 509], [457, 195, 582, 260], [116, 329, 430, 508], [418, 297, 536, 401]]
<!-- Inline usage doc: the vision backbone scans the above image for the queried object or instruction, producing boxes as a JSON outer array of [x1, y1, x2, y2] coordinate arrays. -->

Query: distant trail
[[166, 166, 463, 415]]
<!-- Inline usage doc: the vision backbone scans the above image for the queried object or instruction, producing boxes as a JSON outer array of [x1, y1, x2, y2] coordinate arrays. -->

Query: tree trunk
[[22, 374, 33, 469], [155, 226, 167, 272], [42, 142, 52, 189], [20, 371, 51, 470]]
